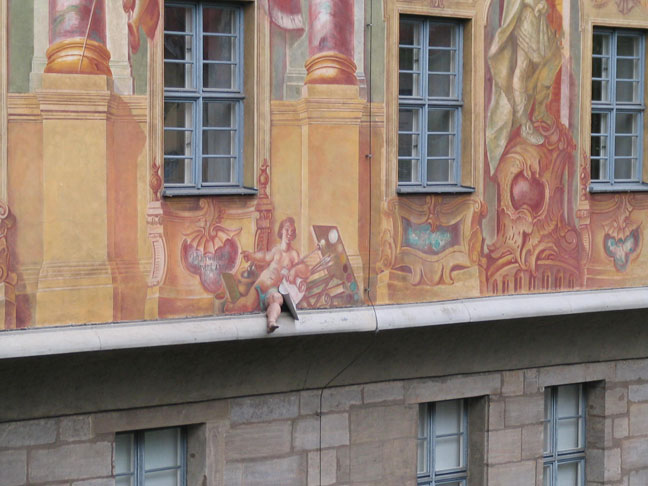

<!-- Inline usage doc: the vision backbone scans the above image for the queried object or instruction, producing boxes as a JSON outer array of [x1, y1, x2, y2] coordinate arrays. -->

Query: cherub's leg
[[266, 292, 284, 333]]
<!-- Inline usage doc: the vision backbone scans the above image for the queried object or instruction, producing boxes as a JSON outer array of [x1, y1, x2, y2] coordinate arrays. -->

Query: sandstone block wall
[[3, 359, 648, 485]]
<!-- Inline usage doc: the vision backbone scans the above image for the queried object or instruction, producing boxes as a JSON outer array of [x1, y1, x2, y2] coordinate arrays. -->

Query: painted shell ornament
[[181, 224, 242, 296]]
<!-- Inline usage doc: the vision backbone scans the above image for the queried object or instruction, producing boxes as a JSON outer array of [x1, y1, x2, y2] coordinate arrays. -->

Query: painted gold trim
[[44, 39, 113, 76]]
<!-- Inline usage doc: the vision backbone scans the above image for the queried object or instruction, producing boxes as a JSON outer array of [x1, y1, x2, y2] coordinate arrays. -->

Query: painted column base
[[36, 262, 114, 326], [304, 52, 357, 86], [45, 39, 112, 77]]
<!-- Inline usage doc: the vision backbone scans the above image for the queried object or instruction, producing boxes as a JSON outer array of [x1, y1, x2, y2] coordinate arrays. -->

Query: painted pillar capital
[[304, 0, 357, 86], [45, 0, 112, 76]]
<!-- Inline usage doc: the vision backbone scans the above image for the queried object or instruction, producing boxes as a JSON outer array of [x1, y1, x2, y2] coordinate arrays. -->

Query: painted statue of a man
[[486, 0, 562, 174]]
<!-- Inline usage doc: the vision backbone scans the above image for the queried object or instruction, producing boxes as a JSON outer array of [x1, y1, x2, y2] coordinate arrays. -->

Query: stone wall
[[3, 358, 648, 485]]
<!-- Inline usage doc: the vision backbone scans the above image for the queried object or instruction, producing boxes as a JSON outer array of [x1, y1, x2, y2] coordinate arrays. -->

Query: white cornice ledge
[[2, 287, 648, 359]]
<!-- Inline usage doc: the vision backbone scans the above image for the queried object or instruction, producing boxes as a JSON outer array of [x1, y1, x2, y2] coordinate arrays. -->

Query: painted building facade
[[3, 0, 648, 484]]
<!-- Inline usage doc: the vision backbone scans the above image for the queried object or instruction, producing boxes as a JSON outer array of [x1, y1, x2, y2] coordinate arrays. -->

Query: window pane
[[165, 6, 193, 32], [614, 158, 636, 179], [144, 429, 181, 471], [204, 7, 235, 34], [591, 136, 608, 158], [398, 159, 420, 183], [591, 80, 608, 102], [429, 23, 455, 47], [435, 400, 462, 436], [592, 57, 608, 79], [165, 130, 192, 157], [399, 47, 421, 73], [203, 63, 236, 90], [591, 112, 608, 134], [544, 388, 553, 453], [617, 35, 639, 56], [556, 385, 580, 418], [557, 417, 580, 450], [204, 36, 236, 62], [428, 74, 455, 97], [591, 158, 605, 180], [144, 469, 181, 486], [616, 112, 638, 134], [616, 81, 639, 103], [417, 437, 428, 473], [116, 477, 133, 486], [428, 134, 454, 157], [617, 58, 639, 80], [615, 136, 636, 157], [428, 49, 454, 73], [203, 130, 235, 155], [164, 159, 193, 184], [399, 73, 419, 97], [400, 108, 420, 132], [544, 465, 553, 486], [164, 35, 193, 61], [428, 109, 453, 133], [165, 101, 193, 126], [543, 420, 552, 454], [428, 159, 453, 183], [164, 62, 193, 89], [204, 102, 236, 128], [115, 433, 134, 474], [557, 461, 581, 486], [399, 133, 420, 157], [435, 435, 462, 471], [399, 21, 421, 46], [203, 157, 234, 183], [593, 33, 610, 55]]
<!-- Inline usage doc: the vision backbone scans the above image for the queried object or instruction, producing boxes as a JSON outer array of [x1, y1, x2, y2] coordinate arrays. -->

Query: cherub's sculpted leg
[[266, 292, 283, 333]]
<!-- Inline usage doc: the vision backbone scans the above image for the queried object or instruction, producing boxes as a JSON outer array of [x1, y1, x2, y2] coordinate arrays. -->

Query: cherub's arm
[[243, 247, 277, 264], [287, 251, 310, 282]]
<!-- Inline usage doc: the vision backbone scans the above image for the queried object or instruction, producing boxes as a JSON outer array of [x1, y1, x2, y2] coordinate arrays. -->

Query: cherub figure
[[225, 217, 310, 332]]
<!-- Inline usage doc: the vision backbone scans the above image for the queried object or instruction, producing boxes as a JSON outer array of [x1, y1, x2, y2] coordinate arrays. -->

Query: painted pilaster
[[106, 0, 134, 94], [0, 0, 17, 329], [35, 74, 114, 325], [30, 0, 50, 91]]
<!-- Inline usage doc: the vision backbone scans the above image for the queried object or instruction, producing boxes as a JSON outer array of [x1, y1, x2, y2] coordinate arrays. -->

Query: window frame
[[115, 426, 187, 486], [590, 27, 647, 192], [417, 399, 469, 486], [542, 384, 586, 486], [163, 1, 256, 197], [397, 16, 473, 195]]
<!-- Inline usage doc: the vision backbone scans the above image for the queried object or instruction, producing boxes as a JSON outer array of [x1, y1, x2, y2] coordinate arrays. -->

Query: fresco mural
[[3, 0, 648, 330]]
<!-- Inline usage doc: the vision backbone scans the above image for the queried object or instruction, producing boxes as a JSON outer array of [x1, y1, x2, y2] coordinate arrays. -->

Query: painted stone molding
[[591, 0, 644, 14], [378, 195, 485, 287]]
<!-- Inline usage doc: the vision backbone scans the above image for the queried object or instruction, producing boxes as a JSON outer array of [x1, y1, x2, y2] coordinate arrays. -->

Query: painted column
[[304, 0, 357, 85], [45, 0, 112, 76]]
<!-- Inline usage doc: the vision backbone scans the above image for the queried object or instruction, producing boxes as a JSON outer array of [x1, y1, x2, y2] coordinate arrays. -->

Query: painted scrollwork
[[0, 201, 17, 286], [378, 196, 486, 287]]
